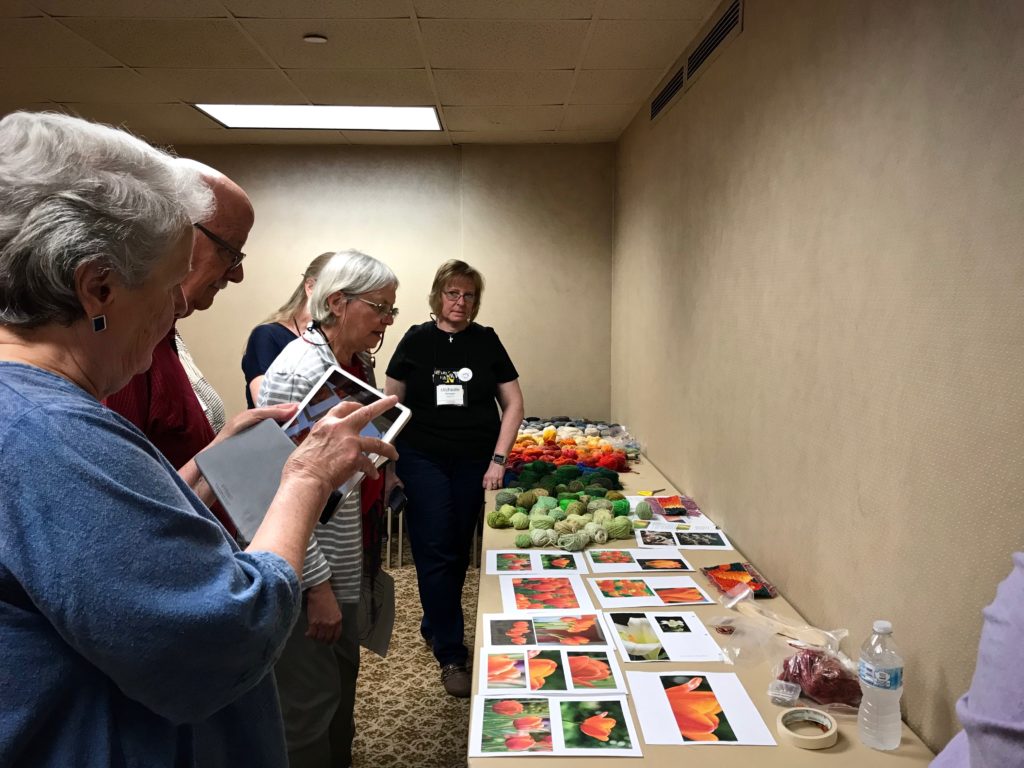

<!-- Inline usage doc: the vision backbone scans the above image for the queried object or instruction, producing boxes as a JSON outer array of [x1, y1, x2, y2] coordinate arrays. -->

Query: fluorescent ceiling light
[[194, 104, 441, 131]]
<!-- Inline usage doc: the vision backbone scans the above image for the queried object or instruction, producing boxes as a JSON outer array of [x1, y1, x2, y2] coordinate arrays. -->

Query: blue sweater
[[0, 363, 301, 767]]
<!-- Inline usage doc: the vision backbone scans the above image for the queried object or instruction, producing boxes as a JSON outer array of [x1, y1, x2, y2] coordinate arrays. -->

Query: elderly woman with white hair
[[257, 249, 399, 768], [0, 112, 398, 768]]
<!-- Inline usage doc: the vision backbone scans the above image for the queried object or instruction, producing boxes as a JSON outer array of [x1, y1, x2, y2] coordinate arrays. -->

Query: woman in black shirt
[[385, 260, 524, 697]]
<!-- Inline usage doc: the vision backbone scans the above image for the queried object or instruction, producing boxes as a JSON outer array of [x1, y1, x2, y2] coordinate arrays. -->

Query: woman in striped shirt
[[257, 249, 399, 768]]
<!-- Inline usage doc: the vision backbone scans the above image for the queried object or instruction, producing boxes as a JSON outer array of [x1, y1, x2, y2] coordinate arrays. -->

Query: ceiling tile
[[0, 19, 120, 66], [288, 69, 434, 105], [442, 105, 562, 132], [36, 0, 227, 16], [224, 0, 412, 18], [137, 68, 307, 103], [413, 0, 595, 19], [62, 19, 270, 68], [434, 70, 572, 106], [57, 102, 226, 144], [569, 68, 660, 104], [341, 130, 450, 145], [561, 103, 638, 131], [449, 129, 616, 144], [420, 20, 588, 69], [241, 19, 421, 69], [599, 0, 716, 20], [0, 68, 177, 103], [583, 18, 700, 69], [0, 2, 43, 16]]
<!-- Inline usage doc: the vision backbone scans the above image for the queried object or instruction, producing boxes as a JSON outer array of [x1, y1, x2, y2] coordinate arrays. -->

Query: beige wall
[[612, 0, 1024, 752], [173, 143, 614, 421]]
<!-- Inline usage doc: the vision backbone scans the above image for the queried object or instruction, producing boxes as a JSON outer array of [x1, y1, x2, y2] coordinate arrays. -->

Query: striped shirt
[[175, 330, 227, 434], [256, 329, 362, 602]]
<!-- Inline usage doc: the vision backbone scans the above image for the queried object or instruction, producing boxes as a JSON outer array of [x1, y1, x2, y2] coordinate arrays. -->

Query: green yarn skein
[[557, 531, 591, 552], [514, 533, 532, 548], [510, 512, 529, 530], [529, 515, 555, 530]]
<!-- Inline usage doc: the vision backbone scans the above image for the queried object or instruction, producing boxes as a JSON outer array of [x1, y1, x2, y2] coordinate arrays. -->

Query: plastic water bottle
[[858, 620, 904, 750]]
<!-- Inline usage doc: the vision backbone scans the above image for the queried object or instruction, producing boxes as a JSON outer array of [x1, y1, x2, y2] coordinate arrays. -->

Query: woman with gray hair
[[0, 112, 398, 768], [257, 249, 399, 768]]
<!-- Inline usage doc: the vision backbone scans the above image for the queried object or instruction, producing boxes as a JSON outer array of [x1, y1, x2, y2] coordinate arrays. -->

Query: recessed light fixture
[[302, 33, 328, 43], [194, 104, 442, 131]]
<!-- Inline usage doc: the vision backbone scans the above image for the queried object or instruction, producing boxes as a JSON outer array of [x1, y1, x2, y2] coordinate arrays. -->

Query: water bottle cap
[[873, 619, 892, 634]]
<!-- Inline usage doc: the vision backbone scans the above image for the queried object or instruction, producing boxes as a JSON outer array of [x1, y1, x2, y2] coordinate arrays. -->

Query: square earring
[[91, 315, 107, 333]]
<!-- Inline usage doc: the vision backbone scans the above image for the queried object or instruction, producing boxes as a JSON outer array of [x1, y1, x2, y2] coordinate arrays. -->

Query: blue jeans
[[397, 441, 488, 667]]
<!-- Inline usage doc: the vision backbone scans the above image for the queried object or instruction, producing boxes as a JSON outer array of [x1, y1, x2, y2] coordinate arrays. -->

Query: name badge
[[436, 383, 466, 407]]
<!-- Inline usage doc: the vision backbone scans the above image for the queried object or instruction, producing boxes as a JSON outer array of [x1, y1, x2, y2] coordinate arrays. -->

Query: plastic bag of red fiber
[[777, 648, 862, 708]]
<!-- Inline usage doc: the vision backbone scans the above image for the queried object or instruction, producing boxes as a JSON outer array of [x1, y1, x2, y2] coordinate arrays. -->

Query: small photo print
[[490, 618, 537, 646], [656, 616, 692, 634], [541, 554, 578, 571], [486, 652, 528, 689], [480, 698, 553, 753], [596, 578, 654, 599], [652, 586, 707, 605], [660, 675, 736, 742], [591, 550, 636, 566], [528, 650, 567, 692], [533, 614, 607, 647], [675, 531, 731, 548], [496, 552, 533, 571], [610, 613, 668, 662], [559, 699, 634, 751], [565, 651, 618, 690], [636, 557, 690, 571], [639, 530, 676, 547]]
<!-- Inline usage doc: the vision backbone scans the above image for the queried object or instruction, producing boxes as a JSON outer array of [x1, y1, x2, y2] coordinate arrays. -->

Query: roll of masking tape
[[776, 707, 839, 750]]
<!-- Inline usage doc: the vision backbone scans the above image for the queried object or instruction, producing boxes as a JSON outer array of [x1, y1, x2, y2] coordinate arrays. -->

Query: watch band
[[491, 453, 507, 465]]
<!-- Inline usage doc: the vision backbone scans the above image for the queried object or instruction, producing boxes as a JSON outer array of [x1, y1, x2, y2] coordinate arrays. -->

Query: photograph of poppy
[[559, 699, 634, 750], [610, 613, 669, 661], [533, 614, 607, 646], [527, 650, 567, 691], [512, 577, 583, 611], [565, 651, 618, 689], [595, 578, 654, 598], [656, 616, 692, 634], [675, 531, 731, 549], [479, 698, 554, 753], [496, 552, 533, 571], [637, 558, 690, 571], [638, 530, 675, 547], [486, 652, 528, 689], [541, 554, 578, 571], [660, 675, 737, 742], [591, 550, 636, 565], [490, 619, 537, 646]]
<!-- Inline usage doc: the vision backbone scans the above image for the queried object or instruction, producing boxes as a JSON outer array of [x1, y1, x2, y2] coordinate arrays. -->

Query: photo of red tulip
[[486, 653, 527, 689], [660, 675, 736, 742], [512, 577, 582, 611], [653, 586, 704, 604], [496, 552, 533, 571], [526, 650, 566, 691], [566, 652, 616, 689], [560, 699, 633, 750], [596, 578, 654, 598], [482, 698, 553, 753], [541, 554, 577, 571], [637, 558, 688, 570], [592, 550, 636, 565]]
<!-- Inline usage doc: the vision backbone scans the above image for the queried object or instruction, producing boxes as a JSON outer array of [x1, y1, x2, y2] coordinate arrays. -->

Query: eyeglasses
[[194, 223, 246, 270], [351, 297, 399, 318], [442, 289, 476, 304]]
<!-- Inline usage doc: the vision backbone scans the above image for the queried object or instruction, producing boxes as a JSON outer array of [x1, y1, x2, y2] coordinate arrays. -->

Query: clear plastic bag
[[774, 647, 862, 710]]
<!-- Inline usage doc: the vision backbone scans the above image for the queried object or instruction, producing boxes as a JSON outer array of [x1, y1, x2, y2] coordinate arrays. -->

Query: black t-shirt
[[386, 321, 518, 459], [241, 322, 296, 408]]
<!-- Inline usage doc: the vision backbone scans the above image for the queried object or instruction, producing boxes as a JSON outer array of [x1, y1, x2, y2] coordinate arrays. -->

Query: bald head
[[176, 160, 254, 316]]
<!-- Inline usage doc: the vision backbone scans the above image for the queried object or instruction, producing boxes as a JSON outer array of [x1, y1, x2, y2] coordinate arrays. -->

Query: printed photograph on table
[[499, 575, 595, 614], [479, 648, 627, 695], [626, 671, 776, 746], [700, 562, 778, 599], [485, 550, 587, 576], [589, 575, 714, 608], [627, 496, 718, 530], [586, 546, 693, 573], [673, 530, 733, 550], [636, 530, 677, 548], [469, 696, 642, 757], [609, 611, 725, 663], [484, 613, 612, 649]]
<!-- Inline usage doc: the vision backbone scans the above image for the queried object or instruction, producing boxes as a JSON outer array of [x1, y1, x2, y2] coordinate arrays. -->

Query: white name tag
[[436, 383, 466, 407]]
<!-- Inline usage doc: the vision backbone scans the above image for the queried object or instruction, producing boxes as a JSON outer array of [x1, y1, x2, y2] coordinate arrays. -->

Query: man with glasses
[[105, 161, 254, 533]]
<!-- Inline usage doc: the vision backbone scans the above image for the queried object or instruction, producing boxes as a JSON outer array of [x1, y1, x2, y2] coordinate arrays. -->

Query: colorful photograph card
[[633, 519, 700, 532], [470, 695, 642, 757], [585, 547, 693, 573], [588, 575, 715, 609], [674, 531, 734, 550], [499, 575, 595, 614], [626, 671, 775, 746], [628, 496, 718, 530], [478, 648, 627, 695], [486, 550, 588, 575], [700, 562, 778, 599], [483, 613, 613, 650], [608, 611, 725, 663]]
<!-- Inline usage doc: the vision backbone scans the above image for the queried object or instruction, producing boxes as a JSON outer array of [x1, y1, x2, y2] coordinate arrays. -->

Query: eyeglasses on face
[[194, 223, 245, 270], [351, 296, 400, 318], [442, 289, 476, 304]]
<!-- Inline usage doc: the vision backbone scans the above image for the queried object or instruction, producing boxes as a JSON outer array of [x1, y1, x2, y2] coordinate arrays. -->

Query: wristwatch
[[491, 453, 507, 466]]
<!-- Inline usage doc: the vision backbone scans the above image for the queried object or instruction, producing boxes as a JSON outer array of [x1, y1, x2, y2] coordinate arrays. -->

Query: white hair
[[0, 111, 214, 328], [309, 249, 398, 325]]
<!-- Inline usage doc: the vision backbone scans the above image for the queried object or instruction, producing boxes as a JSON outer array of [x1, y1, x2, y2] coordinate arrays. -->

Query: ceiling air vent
[[649, 0, 743, 122]]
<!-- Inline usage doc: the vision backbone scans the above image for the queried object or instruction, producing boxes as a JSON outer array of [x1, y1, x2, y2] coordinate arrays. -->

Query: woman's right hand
[[282, 396, 400, 498], [305, 581, 343, 645]]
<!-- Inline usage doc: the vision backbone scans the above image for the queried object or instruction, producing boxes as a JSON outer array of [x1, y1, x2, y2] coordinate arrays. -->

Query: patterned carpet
[[353, 542, 477, 768]]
